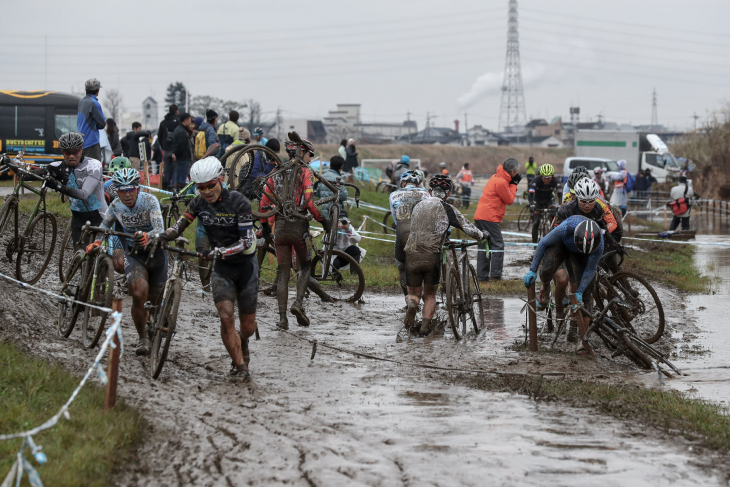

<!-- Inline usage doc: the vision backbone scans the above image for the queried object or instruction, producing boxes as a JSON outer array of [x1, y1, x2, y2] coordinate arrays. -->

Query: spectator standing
[[150, 136, 162, 175], [315, 155, 349, 217], [123, 122, 151, 172], [474, 158, 521, 281], [338, 139, 347, 160], [105, 118, 122, 157], [644, 168, 656, 196], [344, 138, 358, 175], [634, 170, 648, 200], [455, 163, 474, 209], [525, 156, 537, 186], [217, 110, 240, 155], [668, 176, 694, 231], [158, 105, 180, 191], [609, 159, 629, 216], [253, 127, 268, 146], [171, 113, 195, 192], [76, 78, 106, 161], [439, 162, 449, 176]]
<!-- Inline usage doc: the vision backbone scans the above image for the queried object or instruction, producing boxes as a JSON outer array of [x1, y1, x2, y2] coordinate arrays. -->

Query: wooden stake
[[627, 213, 632, 237], [664, 207, 667, 230], [527, 284, 538, 352], [104, 298, 123, 411]]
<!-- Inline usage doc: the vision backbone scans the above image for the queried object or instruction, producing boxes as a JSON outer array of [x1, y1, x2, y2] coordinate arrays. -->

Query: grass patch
[[0, 340, 144, 485], [478, 278, 525, 296], [456, 373, 730, 452], [623, 239, 713, 293]]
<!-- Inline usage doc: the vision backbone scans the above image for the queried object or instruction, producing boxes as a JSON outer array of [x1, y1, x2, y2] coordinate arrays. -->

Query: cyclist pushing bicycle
[[527, 163, 560, 243], [404, 175, 486, 336], [162, 157, 258, 380], [87, 168, 166, 356], [524, 216, 603, 354]]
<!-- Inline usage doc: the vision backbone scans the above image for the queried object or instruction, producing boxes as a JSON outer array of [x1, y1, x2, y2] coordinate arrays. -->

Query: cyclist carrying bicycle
[[259, 137, 332, 330], [41, 132, 108, 248], [404, 175, 486, 336], [528, 163, 560, 243], [162, 157, 258, 380], [87, 168, 166, 356], [524, 216, 603, 353], [389, 170, 428, 304]]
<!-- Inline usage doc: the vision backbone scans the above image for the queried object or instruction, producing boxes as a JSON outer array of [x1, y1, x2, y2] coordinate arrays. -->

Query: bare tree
[[102, 89, 123, 121]]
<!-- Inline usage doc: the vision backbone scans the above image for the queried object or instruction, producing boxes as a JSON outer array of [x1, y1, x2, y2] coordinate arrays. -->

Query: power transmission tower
[[651, 88, 658, 127], [498, 0, 527, 133]]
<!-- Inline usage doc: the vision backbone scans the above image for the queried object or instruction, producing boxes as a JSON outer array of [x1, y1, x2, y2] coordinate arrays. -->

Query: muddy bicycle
[[578, 297, 680, 374], [531, 205, 557, 243], [58, 224, 131, 348], [0, 156, 58, 284], [439, 240, 484, 340]]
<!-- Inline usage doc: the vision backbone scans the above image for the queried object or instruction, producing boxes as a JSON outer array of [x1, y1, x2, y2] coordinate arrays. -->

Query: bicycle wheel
[[57, 219, 73, 282], [257, 244, 278, 294], [610, 271, 665, 344], [382, 211, 393, 234], [151, 279, 182, 379], [310, 249, 365, 302], [0, 195, 18, 236], [0, 195, 18, 253], [16, 212, 57, 285], [58, 251, 89, 338], [446, 268, 465, 340], [464, 264, 484, 335], [82, 256, 114, 349], [517, 205, 531, 232]]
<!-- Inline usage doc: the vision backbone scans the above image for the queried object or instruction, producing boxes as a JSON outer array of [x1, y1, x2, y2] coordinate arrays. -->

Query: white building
[[355, 121, 417, 144], [142, 97, 158, 131], [120, 112, 142, 136], [323, 104, 361, 144]]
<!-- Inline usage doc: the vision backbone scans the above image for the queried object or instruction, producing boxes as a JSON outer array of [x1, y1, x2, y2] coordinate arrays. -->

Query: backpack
[[668, 184, 691, 216], [194, 131, 207, 160], [625, 172, 636, 193]]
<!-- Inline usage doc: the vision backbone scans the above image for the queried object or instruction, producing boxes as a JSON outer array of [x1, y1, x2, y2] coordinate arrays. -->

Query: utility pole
[[423, 112, 430, 142], [407, 111, 412, 144], [651, 88, 658, 127], [276, 107, 282, 139], [498, 0, 527, 132], [464, 112, 468, 132], [44, 36, 47, 90], [693, 112, 699, 131]]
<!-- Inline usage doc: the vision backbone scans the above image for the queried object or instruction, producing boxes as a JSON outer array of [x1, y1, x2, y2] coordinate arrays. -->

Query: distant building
[[323, 104, 361, 144], [355, 121, 417, 144], [465, 125, 509, 146], [508, 134, 564, 148], [405, 126, 462, 145], [120, 112, 142, 137], [270, 118, 327, 144], [534, 116, 563, 139], [142, 97, 158, 131]]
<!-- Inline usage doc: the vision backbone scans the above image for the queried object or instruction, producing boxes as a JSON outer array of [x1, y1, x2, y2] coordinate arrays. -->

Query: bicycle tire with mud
[[82, 255, 114, 349], [517, 205, 530, 232], [446, 267, 465, 340], [310, 249, 365, 302], [610, 271, 665, 344], [57, 219, 73, 282], [58, 251, 90, 338], [382, 211, 393, 235], [151, 279, 182, 379], [16, 212, 57, 285]]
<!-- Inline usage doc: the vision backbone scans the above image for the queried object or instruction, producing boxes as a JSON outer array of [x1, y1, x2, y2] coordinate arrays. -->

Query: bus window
[[55, 114, 76, 138], [0, 106, 45, 138]]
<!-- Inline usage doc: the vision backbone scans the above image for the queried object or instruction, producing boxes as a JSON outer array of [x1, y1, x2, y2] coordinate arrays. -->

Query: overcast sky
[[2, 0, 728, 132]]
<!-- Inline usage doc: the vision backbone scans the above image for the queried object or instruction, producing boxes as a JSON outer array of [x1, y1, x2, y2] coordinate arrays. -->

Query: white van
[[562, 157, 619, 184]]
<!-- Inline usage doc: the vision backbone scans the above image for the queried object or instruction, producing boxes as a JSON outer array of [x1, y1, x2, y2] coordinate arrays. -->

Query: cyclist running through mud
[[87, 168, 166, 356], [162, 157, 257, 380], [528, 163, 560, 243], [389, 170, 428, 305], [404, 175, 486, 336], [259, 137, 332, 330], [524, 216, 603, 353], [40, 132, 108, 248]]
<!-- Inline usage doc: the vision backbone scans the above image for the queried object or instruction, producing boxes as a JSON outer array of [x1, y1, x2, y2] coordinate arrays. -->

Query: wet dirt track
[[0, 261, 726, 486]]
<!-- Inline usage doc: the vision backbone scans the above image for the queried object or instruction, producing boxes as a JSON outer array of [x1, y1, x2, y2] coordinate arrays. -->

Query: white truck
[[574, 130, 681, 183]]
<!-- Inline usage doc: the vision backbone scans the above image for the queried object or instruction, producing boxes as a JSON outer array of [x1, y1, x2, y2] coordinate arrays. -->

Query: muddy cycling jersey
[[100, 192, 164, 249], [530, 215, 604, 294], [389, 186, 429, 227], [556, 198, 622, 242], [170, 188, 255, 263], [104, 179, 117, 201], [404, 196, 483, 254], [48, 157, 107, 215], [529, 177, 559, 207]]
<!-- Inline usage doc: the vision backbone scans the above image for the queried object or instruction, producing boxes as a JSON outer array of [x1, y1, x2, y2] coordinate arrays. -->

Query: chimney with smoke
[[454, 119, 460, 132]]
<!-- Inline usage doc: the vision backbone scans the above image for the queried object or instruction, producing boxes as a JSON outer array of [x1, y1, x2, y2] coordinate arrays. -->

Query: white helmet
[[190, 156, 224, 184], [574, 178, 600, 201], [439, 162, 447, 169]]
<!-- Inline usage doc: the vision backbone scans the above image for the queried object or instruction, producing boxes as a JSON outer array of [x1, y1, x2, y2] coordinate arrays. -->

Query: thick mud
[[0, 249, 727, 486]]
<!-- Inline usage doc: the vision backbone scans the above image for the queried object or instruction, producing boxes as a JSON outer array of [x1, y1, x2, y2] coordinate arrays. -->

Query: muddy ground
[[2, 244, 730, 486]]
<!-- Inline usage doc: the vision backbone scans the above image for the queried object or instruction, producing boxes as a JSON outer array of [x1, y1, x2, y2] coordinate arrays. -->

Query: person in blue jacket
[[76, 78, 106, 161]]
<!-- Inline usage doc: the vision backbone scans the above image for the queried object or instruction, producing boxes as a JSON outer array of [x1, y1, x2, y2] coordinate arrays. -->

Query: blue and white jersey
[[529, 215, 604, 294], [388, 185, 429, 226], [101, 192, 164, 248], [50, 157, 107, 215]]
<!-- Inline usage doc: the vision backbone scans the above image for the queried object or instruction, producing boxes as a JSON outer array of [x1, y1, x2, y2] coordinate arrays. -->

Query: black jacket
[[107, 128, 122, 156], [122, 131, 151, 159], [157, 113, 180, 152], [172, 124, 193, 162]]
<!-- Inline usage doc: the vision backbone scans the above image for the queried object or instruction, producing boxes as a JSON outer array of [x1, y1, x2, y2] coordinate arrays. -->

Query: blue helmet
[[112, 168, 141, 191], [400, 155, 410, 164]]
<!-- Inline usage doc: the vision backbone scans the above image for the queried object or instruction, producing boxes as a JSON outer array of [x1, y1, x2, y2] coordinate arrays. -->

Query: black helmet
[[574, 219, 602, 255], [429, 174, 453, 192], [59, 132, 84, 151], [568, 167, 588, 188]]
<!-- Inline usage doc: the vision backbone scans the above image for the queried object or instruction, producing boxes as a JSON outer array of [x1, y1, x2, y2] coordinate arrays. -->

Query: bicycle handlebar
[[443, 239, 482, 250]]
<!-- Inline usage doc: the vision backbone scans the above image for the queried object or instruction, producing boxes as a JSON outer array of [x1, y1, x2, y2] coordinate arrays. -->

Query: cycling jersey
[[530, 215, 603, 294], [556, 198, 622, 242], [405, 196, 483, 254], [529, 177, 559, 207], [100, 192, 164, 249], [104, 178, 117, 201], [48, 157, 107, 215], [169, 188, 255, 262], [389, 185, 429, 227]]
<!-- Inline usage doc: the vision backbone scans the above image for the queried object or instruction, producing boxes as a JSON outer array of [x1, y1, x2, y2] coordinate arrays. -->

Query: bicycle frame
[[0, 164, 49, 251]]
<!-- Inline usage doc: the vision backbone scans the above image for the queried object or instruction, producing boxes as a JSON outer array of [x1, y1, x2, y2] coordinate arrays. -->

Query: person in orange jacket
[[474, 158, 521, 280]]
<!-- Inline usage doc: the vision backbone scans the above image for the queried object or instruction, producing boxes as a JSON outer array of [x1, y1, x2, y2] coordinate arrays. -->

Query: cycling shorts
[[211, 255, 258, 314], [124, 248, 168, 300], [539, 245, 594, 303], [405, 252, 440, 288]]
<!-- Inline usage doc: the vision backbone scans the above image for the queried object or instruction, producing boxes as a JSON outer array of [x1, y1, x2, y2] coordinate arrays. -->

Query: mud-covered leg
[[276, 265, 291, 329], [290, 261, 311, 327]]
